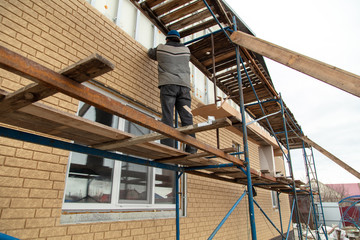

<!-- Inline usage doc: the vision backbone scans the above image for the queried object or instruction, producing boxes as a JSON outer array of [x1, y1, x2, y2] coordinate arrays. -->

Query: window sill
[[60, 209, 178, 224]]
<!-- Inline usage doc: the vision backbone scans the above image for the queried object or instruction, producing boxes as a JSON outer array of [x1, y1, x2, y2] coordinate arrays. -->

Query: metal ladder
[[303, 145, 328, 240]]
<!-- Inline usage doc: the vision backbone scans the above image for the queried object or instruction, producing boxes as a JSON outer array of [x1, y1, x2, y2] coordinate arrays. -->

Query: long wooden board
[[0, 53, 114, 115], [230, 31, 360, 98], [301, 136, 360, 179]]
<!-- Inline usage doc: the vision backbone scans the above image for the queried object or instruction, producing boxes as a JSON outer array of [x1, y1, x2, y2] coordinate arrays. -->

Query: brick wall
[[0, 0, 291, 239]]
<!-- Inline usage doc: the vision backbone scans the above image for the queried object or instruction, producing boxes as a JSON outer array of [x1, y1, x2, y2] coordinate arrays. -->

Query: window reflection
[[155, 168, 175, 204], [119, 121, 150, 202], [64, 104, 118, 203]]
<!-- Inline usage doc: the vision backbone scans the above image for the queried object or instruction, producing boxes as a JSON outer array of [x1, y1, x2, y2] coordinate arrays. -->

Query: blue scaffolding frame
[[0, 2, 330, 239]]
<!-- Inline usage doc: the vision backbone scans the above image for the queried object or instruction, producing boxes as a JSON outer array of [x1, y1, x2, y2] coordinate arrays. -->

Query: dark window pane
[[120, 162, 149, 201], [154, 168, 175, 204]]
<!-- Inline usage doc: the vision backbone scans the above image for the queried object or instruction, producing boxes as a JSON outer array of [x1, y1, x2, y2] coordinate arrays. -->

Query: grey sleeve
[[147, 47, 157, 60]]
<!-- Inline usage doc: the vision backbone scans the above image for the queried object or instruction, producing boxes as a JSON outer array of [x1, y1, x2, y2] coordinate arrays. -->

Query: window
[[63, 96, 180, 212], [232, 141, 242, 159], [271, 191, 279, 209], [64, 104, 118, 204]]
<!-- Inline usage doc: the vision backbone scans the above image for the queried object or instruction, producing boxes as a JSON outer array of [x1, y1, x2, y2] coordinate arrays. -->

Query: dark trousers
[[160, 85, 196, 153]]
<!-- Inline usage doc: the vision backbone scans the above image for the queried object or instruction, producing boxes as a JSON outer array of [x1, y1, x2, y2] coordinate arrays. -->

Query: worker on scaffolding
[[148, 30, 197, 154]]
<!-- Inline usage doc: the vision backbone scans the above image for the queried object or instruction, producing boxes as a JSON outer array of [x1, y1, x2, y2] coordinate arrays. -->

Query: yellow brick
[[47, 236, 71, 240], [35, 209, 51, 218], [20, 168, 49, 180], [67, 224, 91, 235], [10, 198, 42, 208], [35, 51, 62, 69], [5, 157, 37, 169], [161, 225, 172, 232], [94, 232, 104, 240], [2, 208, 35, 219], [23, 142, 52, 153], [0, 137, 23, 148], [51, 209, 62, 217], [0, 166, 20, 177], [37, 162, 64, 173], [29, 189, 58, 199], [122, 229, 130, 237], [6, 228, 40, 239], [144, 227, 156, 234], [24, 179, 53, 189], [131, 228, 144, 236], [0, 198, 11, 208], [50, 172, 65, 181], [159, 231, 171, 238], [52, 148, 70, 157], [15, 148, 34, 159], [128, 221, 142, 229], [33, 152, 59, 163], [104, 230, 122, 239], [39, 226, 67, 238], [0, 145, 16, 157], [72, 233, 94, 240], [0, 187, 29, 198], [90, 223, 110, 232], [53, 181, 65, 190], [133, 236, 146, 240], [25, 217, 55, 228], [148, 232, 160, 240], [110, 222, 127, 231], [0, 219, 25, 230]]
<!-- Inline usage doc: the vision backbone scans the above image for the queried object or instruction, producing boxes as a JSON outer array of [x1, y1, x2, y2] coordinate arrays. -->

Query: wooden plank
[[155, 147, 236, 163], [202, 50, 236, 68], [0, 53, 114, 115], [301, 136, 360, 180], [210, 0, 232, 25], [240, 47, 279, 98], [153, 0, 191, 16], [167, 9, 211, 30], [179, 18, 217, 38], [145, 0, 167, 8], [160, 0, 205, 24], [92, 117, 232, 150], [230, 31, 360, 98], [0, 46, 245, 166]]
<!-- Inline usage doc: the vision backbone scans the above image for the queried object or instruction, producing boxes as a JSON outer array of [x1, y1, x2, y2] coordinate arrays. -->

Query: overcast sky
[[225, 0, 360, 184]]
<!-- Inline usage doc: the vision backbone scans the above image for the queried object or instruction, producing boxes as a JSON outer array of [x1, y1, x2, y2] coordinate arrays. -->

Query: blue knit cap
[[166, 30, 180, 40]]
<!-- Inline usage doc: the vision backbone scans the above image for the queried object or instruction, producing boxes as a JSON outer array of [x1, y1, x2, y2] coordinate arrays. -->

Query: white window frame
[[271, 191, 279, 209], [62, 83, 183, 213]]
